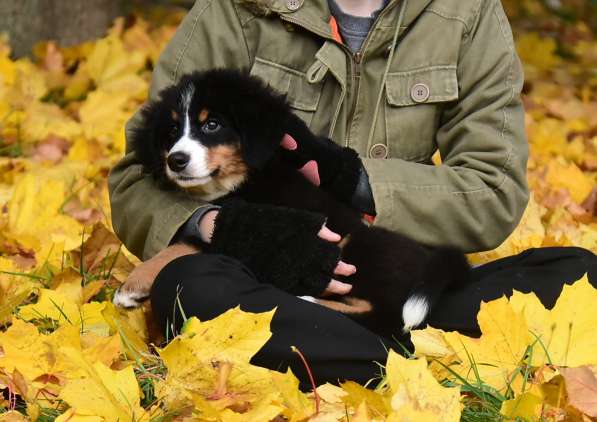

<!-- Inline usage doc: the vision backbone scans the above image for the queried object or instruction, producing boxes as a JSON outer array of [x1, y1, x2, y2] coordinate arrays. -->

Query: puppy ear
[[231, 90, 288, 170], [130, 97, 176, 188], [131, 103, 162, 173], [237, 129, 280, 169]]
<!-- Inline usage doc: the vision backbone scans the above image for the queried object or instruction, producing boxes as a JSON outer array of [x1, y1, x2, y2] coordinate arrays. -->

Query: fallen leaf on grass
[[560, 366, 597, 417], [385, 351, 461, 421]]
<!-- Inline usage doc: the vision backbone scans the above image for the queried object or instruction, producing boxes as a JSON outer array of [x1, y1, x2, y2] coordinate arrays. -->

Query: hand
[[280, 115, 362, 205], [280, 116, 374, 214], [317, 225, 355, 296], [199, 207, 356, 294], [198, 209, 219, 243], [281, 133, 321, 186]]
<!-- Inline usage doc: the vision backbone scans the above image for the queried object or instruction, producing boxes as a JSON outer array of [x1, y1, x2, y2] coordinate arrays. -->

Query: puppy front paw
[[112, 263, 158, 309], [113, 284, 150, 309], [112, 242, 199, 309]]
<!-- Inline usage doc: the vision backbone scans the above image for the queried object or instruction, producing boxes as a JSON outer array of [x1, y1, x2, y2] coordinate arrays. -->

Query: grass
[[36, 407, 65, 422]]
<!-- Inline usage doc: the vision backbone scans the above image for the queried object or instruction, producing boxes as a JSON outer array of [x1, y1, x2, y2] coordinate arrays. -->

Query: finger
[[334, 261, 356, 276], [298, 160, 321, 186], [280, 134, 298, 150], [318, 225, 341, 242], [321, 280, 352, 296]]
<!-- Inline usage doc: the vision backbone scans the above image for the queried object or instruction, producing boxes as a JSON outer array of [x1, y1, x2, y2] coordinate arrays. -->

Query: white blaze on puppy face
[[165, 85, 213, 187]]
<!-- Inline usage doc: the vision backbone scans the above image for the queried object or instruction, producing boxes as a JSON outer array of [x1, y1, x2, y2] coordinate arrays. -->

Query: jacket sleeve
[[108, 0, 251, 260], [362, 0, 529, 253]]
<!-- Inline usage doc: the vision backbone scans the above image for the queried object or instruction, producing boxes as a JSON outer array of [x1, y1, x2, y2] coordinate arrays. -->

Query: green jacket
[[109, 0, 529, 260]]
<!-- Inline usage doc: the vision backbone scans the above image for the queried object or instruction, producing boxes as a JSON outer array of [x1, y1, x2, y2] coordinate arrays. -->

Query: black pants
[[151, 247, 596, 386]]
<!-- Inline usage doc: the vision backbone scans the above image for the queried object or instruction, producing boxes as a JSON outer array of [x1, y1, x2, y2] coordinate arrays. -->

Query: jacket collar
[[243, 0, 434, 41]]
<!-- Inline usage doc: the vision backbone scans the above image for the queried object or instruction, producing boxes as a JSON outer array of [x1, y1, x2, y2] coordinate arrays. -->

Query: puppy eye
[[202, 118, 221, 134]]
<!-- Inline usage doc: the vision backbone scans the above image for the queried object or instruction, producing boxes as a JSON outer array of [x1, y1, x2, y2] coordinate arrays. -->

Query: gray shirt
[[327, 0, 390, 53]]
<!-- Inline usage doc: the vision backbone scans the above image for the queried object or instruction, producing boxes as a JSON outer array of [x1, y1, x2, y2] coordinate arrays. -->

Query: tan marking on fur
[[118, 243, 199, 298], [207, 144, 247, 176], [183, 144, 248, 201], [316, 297, 373, 314], [171, 110, 179, 121], [199, 108, 209, 123]]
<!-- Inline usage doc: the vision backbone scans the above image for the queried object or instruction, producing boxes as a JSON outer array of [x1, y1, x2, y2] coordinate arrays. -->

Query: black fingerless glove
[[204, 200, 340, 296], [283, 114, 375, 215]]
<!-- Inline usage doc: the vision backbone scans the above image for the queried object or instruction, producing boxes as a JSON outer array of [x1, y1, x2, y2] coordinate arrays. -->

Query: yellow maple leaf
[[97, 72, 148, 102], [2, 305, 135, 415], [84, 34, 145, 88], [500, 386, 544, 421], [0, 258, 36, 324], [385, 351, 461, 421], [1, 58, 47, 105], [317, 383, 348, 404], [179, 306, 275, 363], [21, 102, 82, 144], [80, 332, 122, 367], [443, 296, 530, 392], [527, 117, 570, 159], [63, 65, 93, 101], [340, 380, 390, 419], [54, 408, 102, 422], [58, 347, 148, 421], [0, 318, 58, 382], [545, 160, 594, 204], [413, 275, 597, 399], [19, 288, 81, 324], [516, 33, 561, 72], [411, 326, 459, 358], [271, 369, 315, 421], [78, 89, 131, 152], [101, 302, 148, 357], [157, 308, 279, 412], [511, 275, 597, 367], [219, 395, 283, 422], [7, 172, 84, 257]]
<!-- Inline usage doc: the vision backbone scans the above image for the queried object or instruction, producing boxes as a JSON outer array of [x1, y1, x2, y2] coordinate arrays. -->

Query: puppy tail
[[402, 247, 471, 333]]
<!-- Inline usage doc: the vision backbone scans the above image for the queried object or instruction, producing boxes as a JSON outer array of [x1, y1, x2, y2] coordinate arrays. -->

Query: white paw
[[113, 287, 149, 309], [402, 295, 429, 333]]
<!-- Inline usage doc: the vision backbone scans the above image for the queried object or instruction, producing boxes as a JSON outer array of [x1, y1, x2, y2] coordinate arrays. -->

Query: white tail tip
[[402, 295, 429, 333]]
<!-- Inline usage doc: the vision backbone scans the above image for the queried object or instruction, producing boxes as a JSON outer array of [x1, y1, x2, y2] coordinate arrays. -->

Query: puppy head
[[132, 69, 291, 197]]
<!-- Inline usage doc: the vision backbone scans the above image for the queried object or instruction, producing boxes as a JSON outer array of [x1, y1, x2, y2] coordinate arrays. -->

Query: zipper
[[344, 1, 398, 148], [279, 1, 400, 147], [345, 50, 362, 147]]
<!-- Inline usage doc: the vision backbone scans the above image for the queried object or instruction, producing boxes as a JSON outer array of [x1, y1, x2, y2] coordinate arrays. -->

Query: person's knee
[[150, 253, 257, 332]]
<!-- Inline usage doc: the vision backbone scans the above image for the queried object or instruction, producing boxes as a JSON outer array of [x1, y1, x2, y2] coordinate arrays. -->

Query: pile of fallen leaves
[[0, 4, 595, 421]]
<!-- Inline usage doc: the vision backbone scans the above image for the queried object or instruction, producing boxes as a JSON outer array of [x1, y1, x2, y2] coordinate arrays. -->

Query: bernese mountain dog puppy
[[114, 69, 471, 338]]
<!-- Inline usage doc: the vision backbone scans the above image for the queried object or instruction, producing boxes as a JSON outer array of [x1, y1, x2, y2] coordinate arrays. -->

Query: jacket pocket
[[250, 57, 323, 127], [384, 65, 458, 162]]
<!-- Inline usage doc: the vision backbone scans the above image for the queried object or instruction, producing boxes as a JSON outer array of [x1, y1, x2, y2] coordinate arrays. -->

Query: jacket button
[[286, 0, 302, 11], [370, 143, 388, 159], [411, 83, 430, 103]]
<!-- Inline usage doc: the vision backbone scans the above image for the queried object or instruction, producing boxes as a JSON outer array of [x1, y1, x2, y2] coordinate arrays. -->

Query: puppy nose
[[167, 152, 190, 172]]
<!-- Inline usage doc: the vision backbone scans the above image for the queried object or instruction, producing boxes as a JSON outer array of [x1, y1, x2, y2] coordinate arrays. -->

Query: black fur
[[206, 199, 340, 296], [131, 69, 472, 339]]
